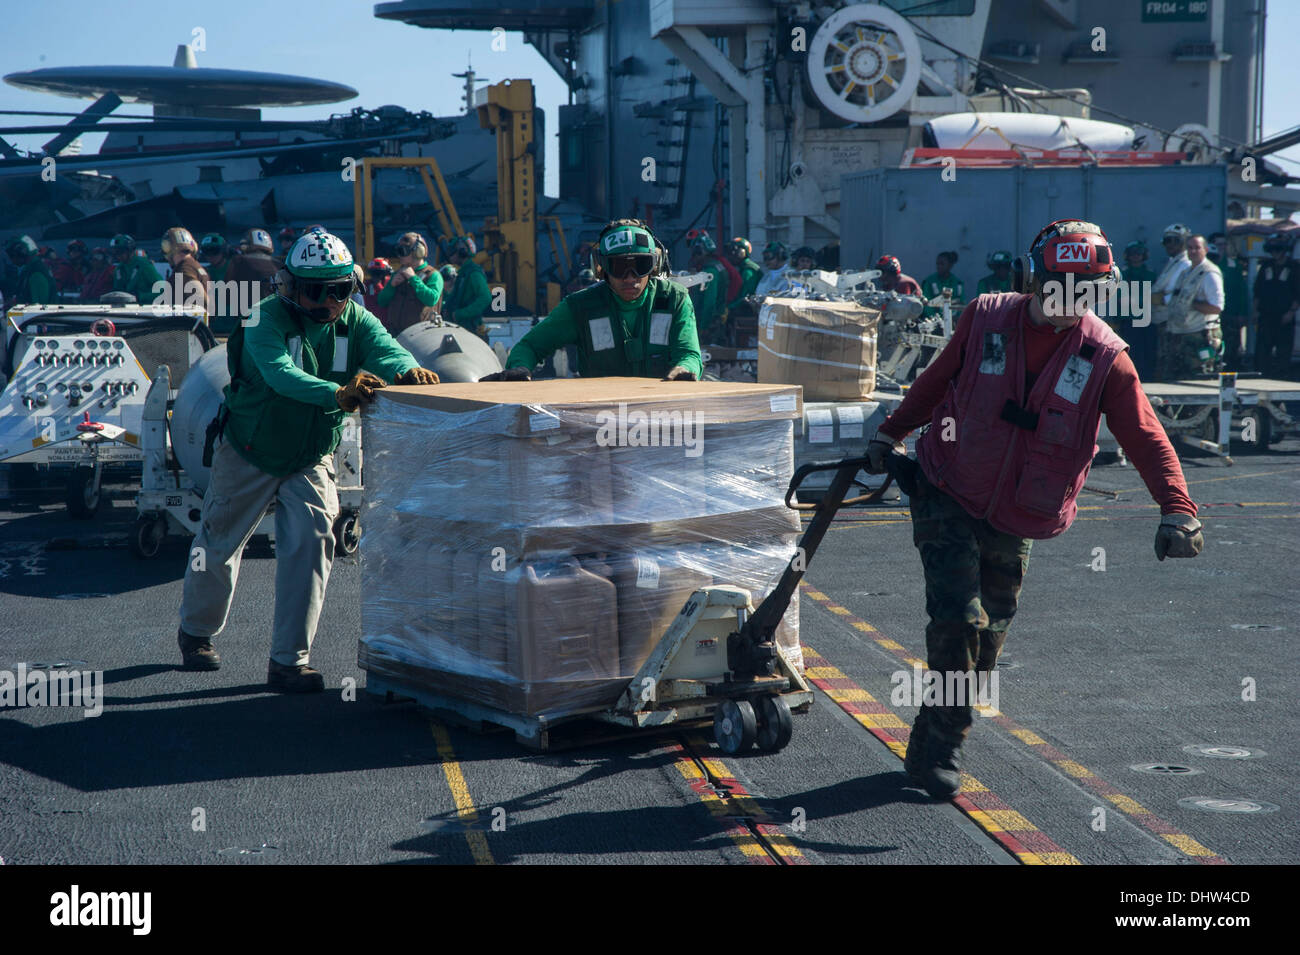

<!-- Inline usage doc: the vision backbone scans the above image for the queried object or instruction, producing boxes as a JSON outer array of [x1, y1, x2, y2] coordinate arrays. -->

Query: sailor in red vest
[[865, 219, 1203, 800]]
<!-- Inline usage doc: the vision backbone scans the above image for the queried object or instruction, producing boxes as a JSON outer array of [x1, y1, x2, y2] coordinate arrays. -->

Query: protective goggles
[[299, 277, 354, 303], [605, 255, 654, 279], [395, 243, 419, 258]]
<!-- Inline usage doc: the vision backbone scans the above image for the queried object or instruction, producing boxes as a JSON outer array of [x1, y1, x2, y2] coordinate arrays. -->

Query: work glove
[[663, 366, 697, 381], [864, 433, 904, 475], [396, 367, 439, 385], [478, 367, 532, 382], [1154, 513, 1204, 561], [335, 371, 385, 412]]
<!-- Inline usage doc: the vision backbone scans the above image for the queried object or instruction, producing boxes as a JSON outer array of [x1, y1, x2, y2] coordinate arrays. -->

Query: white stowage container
[[924, 112, 1135, 153]]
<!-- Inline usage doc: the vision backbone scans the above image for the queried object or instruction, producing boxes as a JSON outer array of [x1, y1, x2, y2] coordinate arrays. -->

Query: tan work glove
[[336, 371, 385, 412], [396, 367, 439, 385], [663, 366, 697, 381], [1155, 513, 1203, 561]]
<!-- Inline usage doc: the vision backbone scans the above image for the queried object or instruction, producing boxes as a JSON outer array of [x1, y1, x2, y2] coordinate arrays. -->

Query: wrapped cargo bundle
[[359, 377, 805, 718], [758, 297, 881, 401]]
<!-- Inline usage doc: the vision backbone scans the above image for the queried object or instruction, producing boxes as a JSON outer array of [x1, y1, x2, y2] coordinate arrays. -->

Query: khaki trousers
[[179, 437, 339, 667]]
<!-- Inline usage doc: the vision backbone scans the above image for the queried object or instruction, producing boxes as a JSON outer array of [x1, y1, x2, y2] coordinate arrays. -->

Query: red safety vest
[[916, 292, 1127, 539]]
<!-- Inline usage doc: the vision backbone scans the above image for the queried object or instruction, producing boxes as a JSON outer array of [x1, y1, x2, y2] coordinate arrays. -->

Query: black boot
[[178, 628, 221, 671], [915, 704, 971, 800], [267, 660, 324, 694], [917, 728, 964, 799]]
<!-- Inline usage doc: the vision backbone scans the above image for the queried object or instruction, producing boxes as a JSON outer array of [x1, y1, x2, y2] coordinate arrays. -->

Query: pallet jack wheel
[[128, 514, 167, 559], [65, 465, 100, 519], [755, 694, 794, 752], [333, 510, 361, 556], [713, 699, 757, 754]]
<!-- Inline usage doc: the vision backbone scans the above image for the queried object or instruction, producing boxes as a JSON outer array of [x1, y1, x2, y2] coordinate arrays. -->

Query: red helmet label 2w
[[1051, 242, 1092, 266]]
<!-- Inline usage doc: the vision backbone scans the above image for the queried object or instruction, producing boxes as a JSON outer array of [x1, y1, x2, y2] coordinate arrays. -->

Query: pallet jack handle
[[784, 453, 912, 510], [729, 452, 918, 679]]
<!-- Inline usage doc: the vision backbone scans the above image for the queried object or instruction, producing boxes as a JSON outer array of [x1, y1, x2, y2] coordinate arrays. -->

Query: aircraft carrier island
[[0, 0, 1295, 910]]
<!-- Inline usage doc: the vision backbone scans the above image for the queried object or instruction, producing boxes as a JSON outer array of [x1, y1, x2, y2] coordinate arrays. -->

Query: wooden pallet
[[364, 672, 715, 752]]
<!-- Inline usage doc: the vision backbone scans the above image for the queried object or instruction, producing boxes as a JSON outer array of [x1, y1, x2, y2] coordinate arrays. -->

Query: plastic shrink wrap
[[358, 378, 805, 718]]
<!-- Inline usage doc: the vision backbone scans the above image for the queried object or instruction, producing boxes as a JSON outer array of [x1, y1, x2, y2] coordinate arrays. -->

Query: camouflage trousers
[[908, 468, 1033, 741], [1158, 326, 1223, 381]]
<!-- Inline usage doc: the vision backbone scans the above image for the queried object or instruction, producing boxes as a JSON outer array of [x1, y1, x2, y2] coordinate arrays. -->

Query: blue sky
[[1, 0, 1297, 206], [0, 0, 572, 192]]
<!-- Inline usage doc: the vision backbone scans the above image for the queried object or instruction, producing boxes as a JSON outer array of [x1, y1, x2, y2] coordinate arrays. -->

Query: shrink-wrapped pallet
[[358, 378, 804, 718]]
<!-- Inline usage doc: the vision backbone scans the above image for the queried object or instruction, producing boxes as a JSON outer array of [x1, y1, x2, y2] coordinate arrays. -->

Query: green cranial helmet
[[987, 250, 1013, 268], [200, 233, 228, 256], [596, 223, 658, 277], [6, 234, 39, 259], [689, 230, 716, 254], [599, 223, 656, 258], [727, 237, 752, 259], [110, 233, 136, 252], [285, 230, 354, 280]]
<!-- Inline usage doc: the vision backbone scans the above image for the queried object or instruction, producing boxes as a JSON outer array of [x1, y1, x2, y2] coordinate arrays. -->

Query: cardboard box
[[374, 376, 803, 432], [758, 298, 880, 401]]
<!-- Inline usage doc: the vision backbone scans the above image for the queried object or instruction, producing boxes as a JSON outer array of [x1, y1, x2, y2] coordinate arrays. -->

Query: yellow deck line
[[430, 722, 495, 865]]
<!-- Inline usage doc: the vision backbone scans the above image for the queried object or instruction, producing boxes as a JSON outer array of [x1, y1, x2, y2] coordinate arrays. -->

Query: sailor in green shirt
[[441, 235, 492, 335], [1120, 240, 1159, 378], [4, 235, 55, 305], [110, 234, 164, 304], [920, 250, 964, 317], [975, 250, 1014, 295], [200, 233, 232, 283], [1209, 233, 1248, 370], [376, 231, 444, 335], [487, 219, 702, 382], [724, 237, 763, 310], [1121, 240, 1156, 287], [177, 229, 439, 693], [685, 231, 731, 347]]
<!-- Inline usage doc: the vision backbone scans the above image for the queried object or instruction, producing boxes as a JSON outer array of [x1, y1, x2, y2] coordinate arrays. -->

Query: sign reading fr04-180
[[1142, 0, 1209, 22]]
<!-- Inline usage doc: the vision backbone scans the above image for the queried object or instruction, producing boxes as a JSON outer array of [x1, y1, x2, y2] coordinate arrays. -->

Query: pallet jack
[[599, 451, 919, 754]]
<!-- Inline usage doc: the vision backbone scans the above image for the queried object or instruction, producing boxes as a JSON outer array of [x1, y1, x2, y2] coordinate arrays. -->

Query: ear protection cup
[[274, 268, 295, 300], [398, 233, 428, 261], [1012, 254, 1035, 294]]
